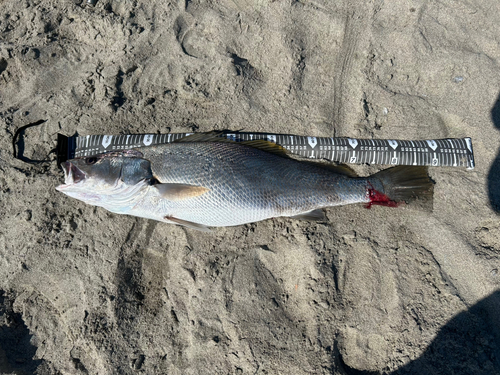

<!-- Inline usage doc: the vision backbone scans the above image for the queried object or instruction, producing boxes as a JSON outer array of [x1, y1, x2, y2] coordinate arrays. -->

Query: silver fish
[[56, 133, 433, 231]]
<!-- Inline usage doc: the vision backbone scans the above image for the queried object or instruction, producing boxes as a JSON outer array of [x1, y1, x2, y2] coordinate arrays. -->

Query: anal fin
[[289, 209, 326, 221], [164, 216, 212, 232]]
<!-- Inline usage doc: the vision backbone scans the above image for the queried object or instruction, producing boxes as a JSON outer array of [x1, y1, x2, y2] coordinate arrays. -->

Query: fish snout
[[56, 162, 86, 190], [68, 162, 86, 184]]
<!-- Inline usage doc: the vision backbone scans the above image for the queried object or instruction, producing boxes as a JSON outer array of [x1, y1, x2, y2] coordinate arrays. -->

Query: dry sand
[[1, 0, 500, 374]]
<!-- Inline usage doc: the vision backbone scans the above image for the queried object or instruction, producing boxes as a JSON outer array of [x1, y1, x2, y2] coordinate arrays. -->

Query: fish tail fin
[[367, 166, 434, 208]]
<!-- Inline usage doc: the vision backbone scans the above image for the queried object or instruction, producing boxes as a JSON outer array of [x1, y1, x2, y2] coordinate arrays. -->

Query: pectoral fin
[[164, 216, 212, 232], [155, 183, 209, 201]]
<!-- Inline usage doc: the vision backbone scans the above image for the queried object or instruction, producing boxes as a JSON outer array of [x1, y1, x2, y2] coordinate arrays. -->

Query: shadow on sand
[[393, 95, 500, 372], [340, 290, 500, 374], [390, 290, 500, 375], [0, 287, 499, 374], [0, 291, 41, 375], [488, 94, 500, 212]]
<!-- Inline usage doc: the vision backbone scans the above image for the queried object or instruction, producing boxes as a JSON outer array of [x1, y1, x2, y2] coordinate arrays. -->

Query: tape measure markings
[[65, 132, 474, 169], [438, 139, 447, 167], [436, 139, 442, 166]]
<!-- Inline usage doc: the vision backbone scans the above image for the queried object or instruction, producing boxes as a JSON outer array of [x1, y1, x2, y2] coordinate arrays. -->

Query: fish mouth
[[56, 162, 86, 190]]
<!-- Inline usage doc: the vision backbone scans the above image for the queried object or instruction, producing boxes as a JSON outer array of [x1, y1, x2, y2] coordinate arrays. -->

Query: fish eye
[[85, 157, 98, 165]]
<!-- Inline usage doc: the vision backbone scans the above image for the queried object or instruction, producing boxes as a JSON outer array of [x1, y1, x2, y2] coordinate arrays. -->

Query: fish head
[[56, 150, 152, 205]]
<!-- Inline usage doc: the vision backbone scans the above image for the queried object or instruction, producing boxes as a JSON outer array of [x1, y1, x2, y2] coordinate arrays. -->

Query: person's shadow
[[339, 291, 500, 374], [0, 291, 41, 374], [488, 94, 500, 212], [388, 98, 500, 374], [1, 283, 499, 374], [391, 290, 500, 375]]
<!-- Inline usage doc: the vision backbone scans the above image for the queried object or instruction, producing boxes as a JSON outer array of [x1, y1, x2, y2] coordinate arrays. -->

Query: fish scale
[[137, 142, 368, 227]]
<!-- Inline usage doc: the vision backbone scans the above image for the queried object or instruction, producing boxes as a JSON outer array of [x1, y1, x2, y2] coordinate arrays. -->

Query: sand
[[1, 0, 499, 374]]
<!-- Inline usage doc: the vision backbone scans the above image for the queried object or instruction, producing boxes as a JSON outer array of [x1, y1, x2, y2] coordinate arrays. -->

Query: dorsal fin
[[174, 131, 290, 158], [173, 131, 234, 143], [238, 139, 289, 157]]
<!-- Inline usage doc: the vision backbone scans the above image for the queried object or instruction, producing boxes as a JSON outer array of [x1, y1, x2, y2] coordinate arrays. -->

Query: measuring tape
[[57, 132, 475, 169]]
